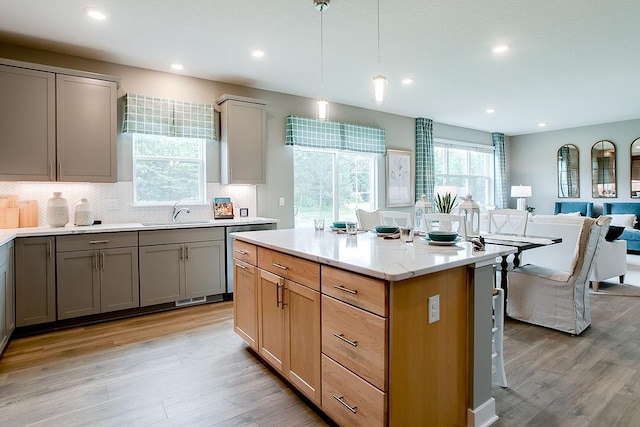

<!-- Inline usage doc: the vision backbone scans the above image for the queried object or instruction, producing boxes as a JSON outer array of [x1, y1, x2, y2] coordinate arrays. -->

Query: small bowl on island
[[427, 231, 459, 242]]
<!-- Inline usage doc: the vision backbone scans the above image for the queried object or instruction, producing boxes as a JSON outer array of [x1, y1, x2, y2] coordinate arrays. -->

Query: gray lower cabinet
[[139, 228, 225, 307], [56, 233, 139, 320], [15, 237, 56, 327], [1, 241, 15, 353]]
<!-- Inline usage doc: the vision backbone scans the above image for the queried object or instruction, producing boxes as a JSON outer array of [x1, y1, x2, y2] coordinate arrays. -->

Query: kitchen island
[[230, 228, 515, 427]]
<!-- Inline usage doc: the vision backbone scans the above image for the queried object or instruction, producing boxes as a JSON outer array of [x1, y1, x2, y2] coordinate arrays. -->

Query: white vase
[[74, 198, 94, 226], [46, 192, 69, 227]]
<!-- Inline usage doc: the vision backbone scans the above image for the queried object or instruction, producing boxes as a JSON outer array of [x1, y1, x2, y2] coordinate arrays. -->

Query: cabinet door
[[15, 237, 56, 327], [139, 244, 185, 306], [221, 100, 266, 184], [6, 241, 15, 335], [0, 262, 7, 352], [100, 247, 139, 313], [56, 74, 117, 182], [233, 259, 258, 350], [0, 65, 55, 181], [56, 250, 100, 320], [257, 269, 285, 372], [184, 240, 225, 299], [285, 280, 321, 405]]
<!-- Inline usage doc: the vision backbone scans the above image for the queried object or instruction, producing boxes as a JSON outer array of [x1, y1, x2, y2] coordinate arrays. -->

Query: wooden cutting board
[[0, 207, 19, 228], [0, 195, 18, 208], [19, 200, 39, 227]]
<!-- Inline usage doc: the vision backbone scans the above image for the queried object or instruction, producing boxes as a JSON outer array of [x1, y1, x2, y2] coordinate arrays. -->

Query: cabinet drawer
[[0, 242, 6, 267], [322, 354, 387, 427], [232, 240, 257, 266], [258, 247, 319, 291], [56, 232, 138, 252], [139, 227, 223, 245], [322, 295, 388, 390], [321, 265, 388, 317]]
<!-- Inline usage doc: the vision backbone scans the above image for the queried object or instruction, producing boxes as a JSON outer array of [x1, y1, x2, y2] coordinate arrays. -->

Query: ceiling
[[1, 0, 639, 136]]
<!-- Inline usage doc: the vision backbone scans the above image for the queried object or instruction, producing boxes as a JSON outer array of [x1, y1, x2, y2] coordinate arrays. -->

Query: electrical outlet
[[428, 294, 440, 324], [279, 196, 285, 206]]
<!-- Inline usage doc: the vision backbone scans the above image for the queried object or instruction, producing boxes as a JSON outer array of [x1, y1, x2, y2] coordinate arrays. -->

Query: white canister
[[46, 192, 69, 227], [74, 198, 94, 226]]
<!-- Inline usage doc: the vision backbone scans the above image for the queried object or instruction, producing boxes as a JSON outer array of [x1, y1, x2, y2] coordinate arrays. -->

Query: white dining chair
[[355, 208, 382, 230], [488, 209, 528, 236], [422, 213, 467, 240], [379, 211, 412, 227]]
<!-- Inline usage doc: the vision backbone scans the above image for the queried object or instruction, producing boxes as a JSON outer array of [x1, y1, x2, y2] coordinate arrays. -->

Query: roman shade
[[285, 115, 385, 155], [122, 93, 215, 140]]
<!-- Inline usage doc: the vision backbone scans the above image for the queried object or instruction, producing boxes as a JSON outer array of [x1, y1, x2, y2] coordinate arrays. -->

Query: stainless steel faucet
[[171, 200, 191, 222]]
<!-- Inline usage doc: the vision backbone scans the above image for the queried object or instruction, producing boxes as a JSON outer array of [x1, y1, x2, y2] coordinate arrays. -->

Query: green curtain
[[415, 118, 435, 202], [493, 132, 507, 208]]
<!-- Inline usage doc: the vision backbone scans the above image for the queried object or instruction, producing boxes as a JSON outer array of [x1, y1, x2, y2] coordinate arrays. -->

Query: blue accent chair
[[554, 201, 594, 217], [603, 202, 640, 252]]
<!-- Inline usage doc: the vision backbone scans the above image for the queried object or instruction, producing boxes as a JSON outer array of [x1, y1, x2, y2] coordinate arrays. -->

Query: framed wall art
[[386, 149, 415, 207]]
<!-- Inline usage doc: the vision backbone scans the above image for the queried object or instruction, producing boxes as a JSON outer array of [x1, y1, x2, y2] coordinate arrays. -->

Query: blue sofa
[[554, 201, 594, 217], [603, 202, 640, 253]]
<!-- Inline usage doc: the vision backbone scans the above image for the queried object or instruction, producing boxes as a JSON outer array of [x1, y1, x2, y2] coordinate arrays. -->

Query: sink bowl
[[140, 220, 213, 226]]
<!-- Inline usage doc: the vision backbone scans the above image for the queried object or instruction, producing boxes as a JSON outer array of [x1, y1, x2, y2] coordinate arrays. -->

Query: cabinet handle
[[333, 333, 358, 347], [48, 239, 52, 259], [58, 162, 62, 179], [276, 282, 285, 308], [236, 263, 247, 270], [179, 246, 183, 260], [101, 252, 105, 270], [89, 240, 110, 245], [332, 395, 358, 414], [94, 252, 98, 270], [332, 284, 358, 295], [185, 245, 189, 260], [234, 249, 248, 255], [49, 162, 54, 180], [272, 263, 288, 271], [230, 168, 233, 182]]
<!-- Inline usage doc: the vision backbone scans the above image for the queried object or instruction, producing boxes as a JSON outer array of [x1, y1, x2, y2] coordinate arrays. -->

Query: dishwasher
[[225, 223, 276, 294]]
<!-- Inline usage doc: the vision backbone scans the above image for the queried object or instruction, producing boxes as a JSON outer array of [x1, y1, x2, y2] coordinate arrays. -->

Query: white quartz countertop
[[230, 228, 516, 281], [0, 217, 278, 246]]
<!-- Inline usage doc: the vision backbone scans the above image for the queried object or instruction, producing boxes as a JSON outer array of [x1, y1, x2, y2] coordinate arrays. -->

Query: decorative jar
[[46, 192, 69, 227], [74, 198, 94, 226]]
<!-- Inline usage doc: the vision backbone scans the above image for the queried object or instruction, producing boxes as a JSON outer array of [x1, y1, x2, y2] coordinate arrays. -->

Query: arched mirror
[[631, 137, 640, 198], [557, 144, 579, 198], [591, 140, 616, 198]]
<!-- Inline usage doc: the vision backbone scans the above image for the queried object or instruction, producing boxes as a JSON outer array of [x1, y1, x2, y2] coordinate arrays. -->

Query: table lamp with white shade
[[511, 185, 532, 211]]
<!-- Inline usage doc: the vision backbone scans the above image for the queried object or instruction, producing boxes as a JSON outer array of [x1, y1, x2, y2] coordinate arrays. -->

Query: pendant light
[[315, 0, 329, 120], [372, 0, 387, 105]]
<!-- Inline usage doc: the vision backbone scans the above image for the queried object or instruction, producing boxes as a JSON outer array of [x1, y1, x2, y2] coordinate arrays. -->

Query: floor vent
[[175, 296, 207, 307]]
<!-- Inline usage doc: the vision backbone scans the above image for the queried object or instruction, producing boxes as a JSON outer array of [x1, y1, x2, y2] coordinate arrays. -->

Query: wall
[[0, 42, 497, 229], [510, 118, 640, 215]]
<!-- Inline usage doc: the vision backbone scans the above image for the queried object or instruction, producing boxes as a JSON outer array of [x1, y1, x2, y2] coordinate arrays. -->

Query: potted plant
[[435, 192, 457, 213]]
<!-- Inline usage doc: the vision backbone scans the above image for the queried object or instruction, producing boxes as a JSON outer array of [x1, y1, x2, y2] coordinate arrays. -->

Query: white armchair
[[591, 239, 627, 291]]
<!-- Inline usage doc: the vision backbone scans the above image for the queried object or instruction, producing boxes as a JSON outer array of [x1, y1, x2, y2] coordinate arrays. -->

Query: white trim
[[435, 138, 495, 153], [467, 397, 499, 427]]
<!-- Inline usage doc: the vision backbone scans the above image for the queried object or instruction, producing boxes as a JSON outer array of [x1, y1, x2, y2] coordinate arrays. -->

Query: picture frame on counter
[[213, 197, 234, 219], [239, 208, 249, 217], [386, 149, 415, 207]]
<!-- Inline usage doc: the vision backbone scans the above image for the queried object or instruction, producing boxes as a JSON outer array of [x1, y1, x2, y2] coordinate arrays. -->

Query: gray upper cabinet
[[15, 237, 56, 327], [0, 61, 118, 182], [216, 94, 267, 185]]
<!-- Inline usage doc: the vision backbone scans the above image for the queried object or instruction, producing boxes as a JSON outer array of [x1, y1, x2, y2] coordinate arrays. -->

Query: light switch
[[279, 196, 285, 206], [428, 294, 440, 324]]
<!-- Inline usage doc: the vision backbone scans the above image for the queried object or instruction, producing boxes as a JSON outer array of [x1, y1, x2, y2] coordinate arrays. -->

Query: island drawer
[[232, 240, 257, 266], [322, 295, 387, 391], [322, 354, 386, 427], [258, 247, 320, 291], [139, 227, 223, 245], [321, 265, 387, 317], [56, 232, 138, 252]]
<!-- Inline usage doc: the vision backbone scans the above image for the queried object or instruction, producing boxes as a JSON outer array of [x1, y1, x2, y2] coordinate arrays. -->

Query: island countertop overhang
[[230, 228, 516, 281]]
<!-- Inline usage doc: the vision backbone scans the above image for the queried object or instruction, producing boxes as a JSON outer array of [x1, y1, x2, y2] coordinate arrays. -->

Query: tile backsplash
[[0, 181, 257, 226]]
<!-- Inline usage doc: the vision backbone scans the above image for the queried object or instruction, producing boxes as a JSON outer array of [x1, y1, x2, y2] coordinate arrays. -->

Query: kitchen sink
[[140, 220, 214, 226]]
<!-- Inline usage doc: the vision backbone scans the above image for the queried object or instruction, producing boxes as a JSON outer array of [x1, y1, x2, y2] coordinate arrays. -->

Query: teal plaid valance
[[122, 93, 215, 140], [285, 116, 385, 155]]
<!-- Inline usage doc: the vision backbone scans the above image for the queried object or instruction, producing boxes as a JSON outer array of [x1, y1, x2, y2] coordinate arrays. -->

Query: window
[[133, 134, 206, 205], [434, 140, 494, 205], [293, 147, 377, 228]]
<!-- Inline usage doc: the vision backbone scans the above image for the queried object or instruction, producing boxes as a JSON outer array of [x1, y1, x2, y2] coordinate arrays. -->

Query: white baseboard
[[467, 398, 499, 427]]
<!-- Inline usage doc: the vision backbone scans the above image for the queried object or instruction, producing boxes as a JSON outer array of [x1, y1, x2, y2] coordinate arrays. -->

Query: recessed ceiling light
[[493, 44, 509, 54], [84, 8, 106, 20], [171, 63, 183, 71], [486, 108, 496, 114], [251, 49, 265, 58], [401, 78, 414, 85], [538, 122, 547, 127]]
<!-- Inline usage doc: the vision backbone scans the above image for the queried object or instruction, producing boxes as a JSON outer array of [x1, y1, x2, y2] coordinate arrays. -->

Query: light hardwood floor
[[1, 294, 640, 426]]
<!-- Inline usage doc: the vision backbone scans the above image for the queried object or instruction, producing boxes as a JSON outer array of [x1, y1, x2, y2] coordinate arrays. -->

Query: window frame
[[433, 138, 495, 206], [132, 133, 207, 206]]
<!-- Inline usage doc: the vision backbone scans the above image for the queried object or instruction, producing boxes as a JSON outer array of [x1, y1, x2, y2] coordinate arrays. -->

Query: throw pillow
[[607, 214, 637, 229], [605, 225, 624, 242]]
